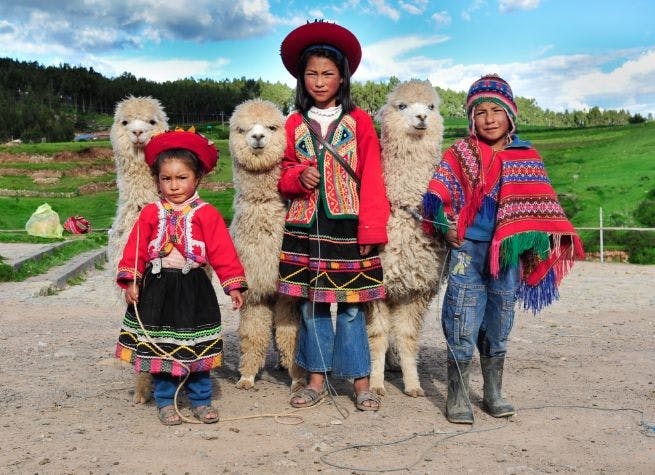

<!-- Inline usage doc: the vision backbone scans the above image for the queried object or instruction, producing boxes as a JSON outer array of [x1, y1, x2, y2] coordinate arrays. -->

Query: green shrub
[[634, 188, 655, 227], [558, 192, 581, 219]]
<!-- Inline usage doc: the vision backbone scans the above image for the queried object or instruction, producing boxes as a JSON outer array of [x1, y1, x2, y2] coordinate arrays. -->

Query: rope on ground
[[319, 404, 653, 473]]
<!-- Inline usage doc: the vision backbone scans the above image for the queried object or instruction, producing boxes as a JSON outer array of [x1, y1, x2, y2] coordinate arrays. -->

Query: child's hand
[[445, 227, 462, 248], [299, 166, 321, 189], [229, 290, 244, 310], [125, 282, 139, 305], [359, 244, 374, 256]]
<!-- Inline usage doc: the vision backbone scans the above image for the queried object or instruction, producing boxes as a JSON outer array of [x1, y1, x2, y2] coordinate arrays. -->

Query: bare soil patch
[[0, 261, 653, 473]]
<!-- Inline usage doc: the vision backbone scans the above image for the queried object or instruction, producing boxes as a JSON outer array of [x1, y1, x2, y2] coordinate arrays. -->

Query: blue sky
[[1, 0, 654, 115]]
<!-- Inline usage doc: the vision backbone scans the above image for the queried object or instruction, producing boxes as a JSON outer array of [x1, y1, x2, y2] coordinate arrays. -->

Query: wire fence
[[577, 208, 655, 263]]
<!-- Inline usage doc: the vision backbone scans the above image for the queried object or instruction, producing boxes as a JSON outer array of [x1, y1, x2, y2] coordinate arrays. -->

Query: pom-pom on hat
[[145, 129, 217, 173], [466, 74, 518, 135], [280, 20, 362, 77]]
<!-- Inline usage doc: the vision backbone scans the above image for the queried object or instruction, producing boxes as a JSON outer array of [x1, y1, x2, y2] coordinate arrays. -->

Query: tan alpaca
[[367, 80, 448, 397], [108, 96, 168, 404], [107, 96, 169, 282], [229, 99, 304, 392]]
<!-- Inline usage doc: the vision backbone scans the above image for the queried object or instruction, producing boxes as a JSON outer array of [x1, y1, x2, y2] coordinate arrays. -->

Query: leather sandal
[[354, 391, 382, 411], [158, 405, 182, 426], [290, 387, 326, 408], [192, 405, 220, 424]]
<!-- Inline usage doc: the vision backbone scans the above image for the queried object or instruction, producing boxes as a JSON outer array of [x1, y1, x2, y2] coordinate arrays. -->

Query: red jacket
[[117, 199, 247, 294], [278, 108, 389, 245]]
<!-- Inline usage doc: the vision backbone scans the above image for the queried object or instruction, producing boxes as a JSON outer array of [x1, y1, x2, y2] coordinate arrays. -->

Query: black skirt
[[115, 267, 223, 376], [278, 203, 385, 303]]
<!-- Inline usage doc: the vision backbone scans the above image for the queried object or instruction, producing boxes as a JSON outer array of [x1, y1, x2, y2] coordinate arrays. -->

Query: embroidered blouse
[[117, 197, 248, 294], [278, 107, 390, 245]]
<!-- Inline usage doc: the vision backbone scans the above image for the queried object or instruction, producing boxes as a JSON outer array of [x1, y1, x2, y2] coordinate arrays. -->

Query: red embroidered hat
[[280, 20, 362, 77], [145, 130, 218, 173]]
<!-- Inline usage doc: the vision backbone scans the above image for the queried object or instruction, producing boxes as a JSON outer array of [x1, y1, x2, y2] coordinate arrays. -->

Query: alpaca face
[[229, 99, 286, 172], [378, 80, 442, 139], [242, 123, 274, 151], [111, 96, 169, 148], [393, 100, 436, 133]]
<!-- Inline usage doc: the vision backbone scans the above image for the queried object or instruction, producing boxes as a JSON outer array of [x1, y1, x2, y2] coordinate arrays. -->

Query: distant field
[[1, 123, 653, 257]]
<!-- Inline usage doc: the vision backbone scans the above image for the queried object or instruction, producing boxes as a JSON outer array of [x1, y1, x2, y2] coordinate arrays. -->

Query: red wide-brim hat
[[145, 130, 217, 173], [280, 21, 362, 77]]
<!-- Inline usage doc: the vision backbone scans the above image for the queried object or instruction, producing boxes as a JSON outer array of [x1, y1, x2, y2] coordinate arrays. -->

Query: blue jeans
[[295, 300, 371, 379], [442, 239, 519, 362], [152, 371, 212, 408]]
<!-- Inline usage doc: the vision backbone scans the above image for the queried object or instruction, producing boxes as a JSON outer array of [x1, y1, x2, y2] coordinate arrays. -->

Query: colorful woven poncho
[[423, 136, 584, 313]]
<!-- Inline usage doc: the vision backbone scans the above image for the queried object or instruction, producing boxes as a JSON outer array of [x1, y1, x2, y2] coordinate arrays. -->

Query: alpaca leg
[[273, 296, 305, 392], [391, 296, 429, 397], [366, 300, 391, 396], [236, 301, 273, 389], [134, 372, 153, 404]]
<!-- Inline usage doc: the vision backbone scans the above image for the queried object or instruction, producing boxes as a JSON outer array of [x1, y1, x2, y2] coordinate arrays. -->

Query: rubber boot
[[481, 356, 515, 418], [446, 359, 473, 424]]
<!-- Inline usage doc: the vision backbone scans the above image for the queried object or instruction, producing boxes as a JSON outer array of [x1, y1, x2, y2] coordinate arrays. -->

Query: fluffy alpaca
[[229, 99, 304, 392], [107, 96, 169, 281], [107, 96, 168, 404], [367, 80, 448, 397]]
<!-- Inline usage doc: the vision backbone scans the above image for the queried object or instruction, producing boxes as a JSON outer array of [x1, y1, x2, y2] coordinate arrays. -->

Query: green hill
[[1, 122, 654, 261]]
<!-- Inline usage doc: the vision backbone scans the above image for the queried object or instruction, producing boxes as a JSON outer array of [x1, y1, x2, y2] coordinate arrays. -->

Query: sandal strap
[[290, 387, 325, 407]]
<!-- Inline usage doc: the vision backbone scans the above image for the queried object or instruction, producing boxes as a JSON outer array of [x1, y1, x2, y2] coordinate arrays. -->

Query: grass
[[0, 233, 106, 282], [0, 141, 111, 155], [1, 122, 653, 261]]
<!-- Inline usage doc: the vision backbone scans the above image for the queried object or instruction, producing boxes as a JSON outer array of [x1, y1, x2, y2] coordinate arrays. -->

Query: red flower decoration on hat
[[144, 129, 218, 173], [280, 20, 362, 77]]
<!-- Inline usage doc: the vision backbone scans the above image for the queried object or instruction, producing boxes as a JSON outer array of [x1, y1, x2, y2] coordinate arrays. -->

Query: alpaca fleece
[[229, 99, 304, 392], [367, 80, 448, 397], [107, 96, 168, 404]]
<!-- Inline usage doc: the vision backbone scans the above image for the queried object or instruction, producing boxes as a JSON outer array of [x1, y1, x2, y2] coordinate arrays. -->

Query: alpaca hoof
[[403, 387, 425, 398], [133, 373, 152, 404], [236, 376, 255, 390], [133, 393, 150, 404], [369, 385, 386, 396]]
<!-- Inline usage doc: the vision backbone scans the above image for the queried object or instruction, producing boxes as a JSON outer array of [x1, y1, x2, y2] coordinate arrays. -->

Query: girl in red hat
[[278, 21, 390, 411], [115, 130, 248, 425]]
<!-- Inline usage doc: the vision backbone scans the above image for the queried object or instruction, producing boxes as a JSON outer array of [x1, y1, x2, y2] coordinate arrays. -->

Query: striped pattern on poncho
[[423, 135, 584, 313]]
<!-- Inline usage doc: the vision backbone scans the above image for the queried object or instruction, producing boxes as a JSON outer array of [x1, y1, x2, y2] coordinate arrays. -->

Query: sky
[[1, 0, 655, 116]]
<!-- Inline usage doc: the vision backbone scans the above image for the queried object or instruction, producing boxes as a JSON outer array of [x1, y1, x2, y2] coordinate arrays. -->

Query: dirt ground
[[1, 261, 654, 474]]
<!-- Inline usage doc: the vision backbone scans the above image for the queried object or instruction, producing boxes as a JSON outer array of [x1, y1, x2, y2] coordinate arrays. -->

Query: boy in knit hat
[[423, 74, 584, 424]]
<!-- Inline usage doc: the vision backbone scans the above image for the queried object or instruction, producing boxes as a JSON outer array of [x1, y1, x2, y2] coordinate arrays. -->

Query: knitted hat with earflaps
[[466, 74, 518, 135]]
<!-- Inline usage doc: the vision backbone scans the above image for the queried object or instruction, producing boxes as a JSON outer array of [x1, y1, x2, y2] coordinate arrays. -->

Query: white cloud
[[461, 0, 486, 21], [356, 36, 655, 115], [399, 0, 429, 15], [94, 56, 231, 82], [367, 0, 401, 21], [358, 35, 451, 80], [499, 0, 541, 12], [432, 11, 452, 27], [0, 0, 279, 53]]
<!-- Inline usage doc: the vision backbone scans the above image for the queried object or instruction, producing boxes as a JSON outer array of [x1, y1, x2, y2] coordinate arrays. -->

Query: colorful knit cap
[[466, 74, 517, 135]]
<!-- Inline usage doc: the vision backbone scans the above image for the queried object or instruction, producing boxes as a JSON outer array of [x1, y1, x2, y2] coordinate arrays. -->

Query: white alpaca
[[367, 80, 448, 397], [229, 99, 304, 392], [107, 96, 169, 280], [107, 96, 168, 404]]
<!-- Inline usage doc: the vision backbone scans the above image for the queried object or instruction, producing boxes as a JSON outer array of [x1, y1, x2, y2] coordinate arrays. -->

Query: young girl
[[115, 130, 247, 425], [423, 74, 584, 424], [278, 21, 390, 411]]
